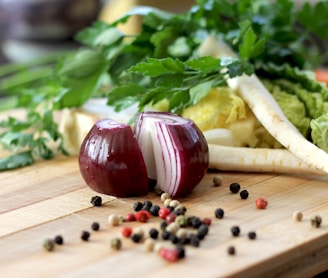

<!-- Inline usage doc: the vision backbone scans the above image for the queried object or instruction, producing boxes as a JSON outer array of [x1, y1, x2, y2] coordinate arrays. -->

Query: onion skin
[[135, 112, 209, 197], [78, 119, 149, 197]]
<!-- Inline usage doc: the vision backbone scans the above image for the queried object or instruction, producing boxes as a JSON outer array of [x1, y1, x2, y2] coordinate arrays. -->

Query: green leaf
[[0, 151, 34, 170], [189, 81, 214, 105], [185, 56, 222, 73], [129, 58, 184, 77]]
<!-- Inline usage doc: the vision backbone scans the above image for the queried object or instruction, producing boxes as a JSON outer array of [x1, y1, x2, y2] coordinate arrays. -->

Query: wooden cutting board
[[1, 150, 328, 277]]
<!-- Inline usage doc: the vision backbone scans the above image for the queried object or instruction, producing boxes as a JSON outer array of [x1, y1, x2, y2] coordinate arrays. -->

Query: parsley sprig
[[0, 0, 328, 170]]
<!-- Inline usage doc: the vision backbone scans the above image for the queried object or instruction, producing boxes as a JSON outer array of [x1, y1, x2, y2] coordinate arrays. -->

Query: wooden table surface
[[1, 146, 328, 278]]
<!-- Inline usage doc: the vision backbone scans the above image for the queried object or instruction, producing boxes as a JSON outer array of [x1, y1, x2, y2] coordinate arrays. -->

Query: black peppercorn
[[227, 246, 236, 255], [230, 182, 241, 193], [190, 216, 202, 228], [149, 205, 160, 216], [81, 230, 90, 241], [91, 222, 100, 231], [149, 228, 159, 239], [197, 224, 209, 239], [54, 235, 64, 245], [90, 195, 102, 207], [230, 226, 240, 237], [170, 234, 179, 244], [161, 230, 171, 240], [214, 208, 224, 219], [240, 189, 249, 199], [167, 206, 175, 212], [133, 201, 143, 212], [176, 245, 186, 259], [131, 233, 142, 243], [160, 220, 168, 230], [141, 200, 153, 211], [248, 231, 256, 240], [189, 234, 200, 247]]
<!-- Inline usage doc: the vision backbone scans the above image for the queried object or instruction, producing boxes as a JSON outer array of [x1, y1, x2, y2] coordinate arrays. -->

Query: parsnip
[[200, 36, 328, 174], [209, 144, 327, 176]]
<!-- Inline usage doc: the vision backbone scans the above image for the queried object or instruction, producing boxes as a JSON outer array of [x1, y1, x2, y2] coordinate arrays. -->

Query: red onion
[[135, 112, 209, 197], [78, 119, 149, 197], [79, 112, 209, 198]]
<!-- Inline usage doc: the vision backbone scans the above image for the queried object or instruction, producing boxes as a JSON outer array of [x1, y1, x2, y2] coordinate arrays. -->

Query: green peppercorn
[[311, 215, 322, 228], [43, 238, 55, 251], [110, 238, 122, 250], [175, 215, 187, 227], [90, 195, 102, 207]]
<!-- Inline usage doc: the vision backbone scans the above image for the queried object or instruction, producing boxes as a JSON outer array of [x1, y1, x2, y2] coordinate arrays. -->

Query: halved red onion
[[78, 118, 149, 197], [135, 112, 209, 197]]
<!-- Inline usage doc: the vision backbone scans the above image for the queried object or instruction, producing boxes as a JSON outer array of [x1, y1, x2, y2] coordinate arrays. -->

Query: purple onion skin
[[79, 119, 149, 197], [135, 112, 209, 198]]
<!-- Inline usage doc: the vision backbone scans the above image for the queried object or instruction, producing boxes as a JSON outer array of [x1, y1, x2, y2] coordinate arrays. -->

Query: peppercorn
[[227, 246, 236, 255], [131, 233, 142, 243], [43, 238, 55, 251], [256, 197, 268, 209], [293, 211, 303, 222], [91, 222, 100, 231], [110, 238, 122, 250], [133, 201, 143, 211], [230, 226, 240, 237], [125, 213, 136, 222], [90, 195, 102, 207], [197, 224, 209, 239], [176, 245, 186, 259], [149, 228, 159, 239], [154, 184, 163, 195], [169, 200, 181, 208], [175, 204, 187, 214], [144, 238, 155, 252], [108, 214, 120, 226], [135, 210, 150, 223], [149, 205, 160, 216], [160, 248, 179, 262], [158, 207, 171, 219], [162, 230, 171, 240], [240, 189, 249, 199], [202, 217, 212, 226], [190, 216, 202, 228], [230, 182, 241, 193], [160, 220, 168, 230], [167, 206, 175, 212], [248, 231, 257, 240], [172, 208, 185, 216], [176, 228, 188, 239], [311, 215, 322, 228], [81, 230, 90, 241], [189, 234, 200, 247], [175, 215, 187, 227], [213, 175, 222, 186], [166, 213, 177, 224], [166, 222, 179, 234], [214, 208, 224, 219], [164, 198, 173, 207], [54, 235, 64, 245], [169, 234, 179, 244], [178, 235, 189, 245], [121, 226, 133, 238], [161, 192, 171, 203], [141, 200, 153, 211]]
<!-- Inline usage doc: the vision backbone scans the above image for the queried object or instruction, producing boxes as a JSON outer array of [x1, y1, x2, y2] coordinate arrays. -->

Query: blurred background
[[0, 0, 195, 64]]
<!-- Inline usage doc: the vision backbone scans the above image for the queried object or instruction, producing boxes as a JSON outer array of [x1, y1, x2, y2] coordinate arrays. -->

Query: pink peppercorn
[[202, 217, 212, 226], [160, 248, 179, 262], [158, 207, 171, 219], [135, 210, 150, 223], [256, 197, 268, 209], [165, 213, 177, 224], [125, 213, 136, 222], [121, 226, 133, 238]]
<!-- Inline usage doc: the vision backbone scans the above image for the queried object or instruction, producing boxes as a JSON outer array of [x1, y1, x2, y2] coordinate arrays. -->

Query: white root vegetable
[[200, 36, 328, 174], [209, 144, 327, 176]]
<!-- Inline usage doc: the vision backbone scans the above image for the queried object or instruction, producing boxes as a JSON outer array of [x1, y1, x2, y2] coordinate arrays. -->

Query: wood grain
[[0, 153, 328, 277]]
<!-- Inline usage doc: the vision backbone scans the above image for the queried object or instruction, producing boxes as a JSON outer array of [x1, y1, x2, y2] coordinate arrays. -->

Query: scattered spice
[[227, 246, 236, 255], [91, 222, 100, 231], [240, 189, 249, 199], [213, 175, 222, 187], [135, 210, 150, 223], [149, 205, 160, 216], [125, 213, 136, 222], [133, 201, 143, 212], [214, 208, 225, 219], [230, 226, 240, 237], [230, 182, 241, 193], [164, 198, 173, 207], [293, 211, 303, 222], [160, 192, 171, 203], [158, 207, 171, 219], [166, 213, 177, 224], [131, 233, 142, 243], [169, 200, 181, 208], [149, 228, 159, 239], [54, 235, 64, 245], [43, 238, 55, 251], [108, 214, 120, 226], [141, 200, 153, 211], [248, 231, 257, 240], [256, 197, 268, 209], [121, 226, 133, 238], [110, 238, 122, 250], [311, 215, 322, 228], [176, 245, 186, 259], [90, 195, 102, 207], [202, 217, 212, 226], [160, 247, 179, 262], [81, 231, 90, 241], [144, 238, 156, 252], [166, 222, 180, 234]]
